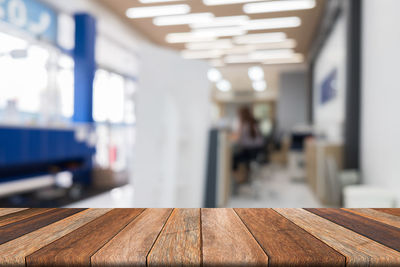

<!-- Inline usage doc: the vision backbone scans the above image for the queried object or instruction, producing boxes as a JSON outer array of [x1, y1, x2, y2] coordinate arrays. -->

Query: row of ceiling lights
[[208, 66, 267, 92], [125, 0, 316, 66]]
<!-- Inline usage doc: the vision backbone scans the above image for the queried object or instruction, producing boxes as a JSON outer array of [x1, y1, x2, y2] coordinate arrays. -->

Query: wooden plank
[[373, 208, 400, 217], [275, 208, 400, 266], [0, 208, 112, 266], [0, 208, 85, 245], [202, 208, 269, 266], [147, 209, 201, 267], [26, 208, 144, 267], [0, 208, 28, 217], [234, 208, 346, 266], [91, 208, 173, 267], [344, 208, 400, 228], [0, 208, 53, 227], [306, 208, 400, 252]]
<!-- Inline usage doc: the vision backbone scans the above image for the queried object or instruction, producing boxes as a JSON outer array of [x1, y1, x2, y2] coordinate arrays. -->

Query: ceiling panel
[[98, 0, 325, 58]]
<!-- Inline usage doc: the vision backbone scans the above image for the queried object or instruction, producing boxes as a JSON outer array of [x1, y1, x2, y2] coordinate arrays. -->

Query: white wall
[[313, 13, 347, 143], [361, 0, 400, 205], [134, 43, 211, 207]]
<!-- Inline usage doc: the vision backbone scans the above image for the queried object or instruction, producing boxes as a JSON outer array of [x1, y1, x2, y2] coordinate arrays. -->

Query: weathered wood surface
[[275, 208, 400, 266], [147, 208, 202, 267], [0, 208, 398, 266], [343, 208, 400, 229], [306, 208, 400, 252], [202, 208, 269, 266], [235, 208, 346, 266]]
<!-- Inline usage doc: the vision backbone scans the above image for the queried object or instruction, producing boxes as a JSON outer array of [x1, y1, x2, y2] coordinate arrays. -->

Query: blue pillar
[[73, 14, 96, 123]]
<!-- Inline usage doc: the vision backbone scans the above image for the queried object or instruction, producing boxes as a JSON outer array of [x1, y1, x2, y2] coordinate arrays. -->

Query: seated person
[[231, 106, 264, 184]]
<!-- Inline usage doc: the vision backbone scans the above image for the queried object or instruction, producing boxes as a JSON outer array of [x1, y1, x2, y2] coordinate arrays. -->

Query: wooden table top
[[0, 208, 400, 266]]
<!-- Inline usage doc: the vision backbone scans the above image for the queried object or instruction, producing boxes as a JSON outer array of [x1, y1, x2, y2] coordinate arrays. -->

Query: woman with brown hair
[[231, 106, 264, 184]]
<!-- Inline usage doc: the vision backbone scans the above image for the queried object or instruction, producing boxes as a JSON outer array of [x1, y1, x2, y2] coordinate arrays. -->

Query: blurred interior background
[[0, 0, 398, 208]]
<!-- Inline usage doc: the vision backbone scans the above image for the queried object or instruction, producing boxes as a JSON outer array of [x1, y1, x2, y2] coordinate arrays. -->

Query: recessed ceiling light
[[248, 66, 264, 81], [181, 50, 222, 59], [244, 0, 316, 14], [233, 32, 286, 44], [126, 4, 190, 19], [186, 39, 233, 50], [217, 79, 232, 92], [166, 32, 217, 43], [253, 80, 267, 92], [204, 0, 263, 6], [243, 17, 301, 31], [207, 68, 222, 82], [250, 49, 295, 60], [139, 0, 183, 3], [190, 15, 249, 29], [153, 13, 214, 26], [193, 26, 247, 37]]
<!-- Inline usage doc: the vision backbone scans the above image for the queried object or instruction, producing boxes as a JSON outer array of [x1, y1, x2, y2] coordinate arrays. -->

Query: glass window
[[57, 54, 74, 118], [0, 32, 48, 117], [93, 69, 125, 124]]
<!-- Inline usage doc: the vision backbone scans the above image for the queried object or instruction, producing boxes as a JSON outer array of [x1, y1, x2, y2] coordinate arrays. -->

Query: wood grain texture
[[0, 208, 28, 217], [275, 208, 400, 266], [0, 208, 53, 227], [0, 208, 85, 245], [0, 208, 112, 266], [306, 208, 400, 252], [344, 208, 400, 229], [235, 208, 346, 266], [202, 208, 269, 267], [91, 208, 173, 267], [147, 209, 201, 267], [373, 208, 400, 217], [26, 209, 144, 267]]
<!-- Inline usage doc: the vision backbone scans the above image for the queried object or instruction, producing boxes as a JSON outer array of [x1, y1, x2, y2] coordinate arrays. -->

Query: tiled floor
[[66, 165, 322, 208], [227, 165, 323, 208]]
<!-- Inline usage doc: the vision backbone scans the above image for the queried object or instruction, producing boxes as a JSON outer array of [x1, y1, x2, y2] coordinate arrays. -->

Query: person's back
[[238, 122, 264, 149]]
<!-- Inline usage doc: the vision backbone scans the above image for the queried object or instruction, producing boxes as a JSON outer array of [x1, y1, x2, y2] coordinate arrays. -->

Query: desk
[[0, 208, 400, 266]]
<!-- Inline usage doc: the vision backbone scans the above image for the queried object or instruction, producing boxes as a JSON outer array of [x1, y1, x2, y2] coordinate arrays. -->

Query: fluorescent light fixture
[[204, 0, 263, 6], [181, 50, 222, 59], [166, 32, 217, 43], [263, 53, 304, 64], [139, 0, 183, 3], [193, 26, 247, 37], [253, 80, 267, 92], [190, 15, 249, 29], [186, 39, 233, 50], [243, 17, 301, 31], [153, 13, 214, 26], [249, 39, 297, 49], [208, 68, 222, 82], [224, 54, 261, 64], [126, 4, 190, 19], [217, 79, 232, 92], [209, 59, 225, 67], [250, 49, 295, 60], [248, 66, 264, 81], [221, 41, 297, 55], [244, 0, 316, 14], [234, 32, 286, 44]]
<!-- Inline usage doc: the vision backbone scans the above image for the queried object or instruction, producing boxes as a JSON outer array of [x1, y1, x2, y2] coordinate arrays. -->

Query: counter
[[0, 208, 399, 266]]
